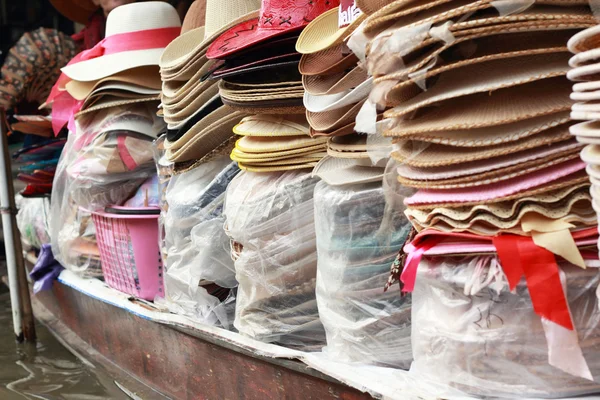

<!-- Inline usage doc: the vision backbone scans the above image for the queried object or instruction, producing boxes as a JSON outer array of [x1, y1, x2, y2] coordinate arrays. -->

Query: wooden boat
[[23, 251, 384, 400]]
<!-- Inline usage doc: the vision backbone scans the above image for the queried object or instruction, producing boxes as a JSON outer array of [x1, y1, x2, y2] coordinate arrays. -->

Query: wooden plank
[[32, 277, 374, 400]]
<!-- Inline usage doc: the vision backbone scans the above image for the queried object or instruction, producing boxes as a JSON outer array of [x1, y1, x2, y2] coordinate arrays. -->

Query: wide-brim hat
[[50, 0, 98, 24], [296, 3, 367, 54], [304, 77, 373, 112], [206, 0, 340, 60], [65, 66, 162, 100], [61, 2, 181, 82], [568, 25, 600, 54], [160, 0, 262, 71], [312, 156, 384, 185], [233, 114, 310, 137], [181, 0, 207, 34]]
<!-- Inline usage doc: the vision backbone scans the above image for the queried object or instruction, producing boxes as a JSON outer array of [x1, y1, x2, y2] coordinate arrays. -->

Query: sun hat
[[404, 160, 587, 209], [392, 125, 574, 167], [165, 105, 236, 150], [230, 144, 326, 160], [233, 114, 310, 136], [181, 0, 207, 33], [162, 83, 220, 123], [391, 111, 571, 147], [75, 96, 160, 117], [568, 25, 600, 54], [50, 0, 98, 24], [61, 2, 181, 82], [386, 52, 569, 112], [304, 77, 373, 112], [236, 135, 328, 153], [371, 19, 593, 82], [396, 139, 583, 181], [299, 45, 358, 76], [312, 156, 384, 185], [296, 0, 366, 54], [232, 151, 326, 164], [307, 99, 364, 131], [206, 0, 340, 60], [399, 150, 583, 189], [571, 120, 600, 138], [384, 76, 572, 133], [160, 0, 262, 71], [166, 94, 223, 140], [166, 112, 246, 162], [237, 162, 319, 172], [571, 90, 600, 101], [303, 66, 368, 95]]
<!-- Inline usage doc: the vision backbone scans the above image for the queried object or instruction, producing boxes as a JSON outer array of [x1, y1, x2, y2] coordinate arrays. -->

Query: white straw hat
[[62, 2, 181, 82], [303, 77, 373, 113]]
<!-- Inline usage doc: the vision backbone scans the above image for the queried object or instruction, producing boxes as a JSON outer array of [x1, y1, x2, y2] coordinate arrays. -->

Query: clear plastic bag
[[160, 156, 239, 328], [224, 170, 325, 351], [50, 104, 164, 277], [16, 194, 51, 250], [314, 180, 413, 368], [412, 255, 600, 398]]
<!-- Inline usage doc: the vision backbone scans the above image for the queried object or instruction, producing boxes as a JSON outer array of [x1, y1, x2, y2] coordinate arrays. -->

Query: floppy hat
[[385, 52, 569, 112], [160, 0, 262, 71], [404, 160, 588, 209], [384, 76, 572, 133], [296, 0, 366, 54], [50, 0, 98, 24], [233, 114, 310, 136], [392, 125, 574, 167], [206, 0, 341, 60], [391, 111, 571, 147], [61, 2, 181, 82]]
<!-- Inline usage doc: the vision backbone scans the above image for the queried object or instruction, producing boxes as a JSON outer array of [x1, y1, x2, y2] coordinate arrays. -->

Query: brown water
[[0, 287, 126, 400]]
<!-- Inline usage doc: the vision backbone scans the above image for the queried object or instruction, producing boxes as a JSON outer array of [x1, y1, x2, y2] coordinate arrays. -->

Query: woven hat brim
[[312, 156, 384, 185], [75, 96, 160, 117], [237, 162, 318, 172], [296, 8, 367, 54], [50, 0, 97, 24], [233, 115, 310, 137], [65, 66, 161, 100]]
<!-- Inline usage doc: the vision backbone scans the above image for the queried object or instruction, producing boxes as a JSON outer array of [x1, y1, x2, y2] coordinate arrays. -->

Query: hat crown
[[105, 1, 181, 37], [257, 0, 340, 30], [205, 0, 262, 39]]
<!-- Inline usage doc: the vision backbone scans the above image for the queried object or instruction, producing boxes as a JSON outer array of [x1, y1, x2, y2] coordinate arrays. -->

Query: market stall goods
[[224, 170, 325, 350], [413, 256, 600, 398], [314, 181, 413, 368]]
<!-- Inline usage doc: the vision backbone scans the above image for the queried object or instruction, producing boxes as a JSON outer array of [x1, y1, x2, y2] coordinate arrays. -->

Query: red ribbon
[[494, 235, 574, 330], [401, 236, 444, 293], [47, 27, 180, 135]]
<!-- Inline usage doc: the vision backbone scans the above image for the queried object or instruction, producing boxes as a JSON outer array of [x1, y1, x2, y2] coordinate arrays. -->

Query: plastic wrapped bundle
[[16, 195, 51, 250], [161, 156, 239, 327], [412, 256, 600, 398], [224, 170, 325, 350], [50, 104, 163, 277], [314, 181, 413, 368]]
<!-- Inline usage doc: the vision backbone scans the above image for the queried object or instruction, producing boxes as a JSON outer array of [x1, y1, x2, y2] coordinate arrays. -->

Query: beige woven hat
[[75, 96, 160, 117], [386, 52, 570, 113], [65, 66, 161, 100], [181, 0, 207, 34], [236, 135, 328, 153], [296, 1, 367, 54], [162, 85, 220, 124], [62, 2, 181, 82], [391, 110, 571, 147], [161, 60, 215, 99], [159, 0, 261, 71], [392, 126, 574, 167], [230, 145, 326, 161], [384, 76, 572, 133], [164, 105, 234, 151], [166, 111, 245, 162], [311, 121, 357, 137], [233, 115, 310, 137], [312, 156, 385, 185]]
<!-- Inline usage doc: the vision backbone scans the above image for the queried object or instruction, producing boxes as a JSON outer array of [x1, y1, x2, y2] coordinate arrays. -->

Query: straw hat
[[65, 66, 161, 100], [206, 0, 340, 60], [233, 115, 310, 137], [312, 157, 384, 185], [181, 0, 207, 33], [159, 0, 262, 71], [304, 77, 373, 112], [50, 0, 98, 24], [61, 2, 181, 82], [296, 1, 367, 54]]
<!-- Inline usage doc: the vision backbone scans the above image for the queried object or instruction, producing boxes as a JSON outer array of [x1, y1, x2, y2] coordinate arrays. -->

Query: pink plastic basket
[[91, 206, 163, 300]]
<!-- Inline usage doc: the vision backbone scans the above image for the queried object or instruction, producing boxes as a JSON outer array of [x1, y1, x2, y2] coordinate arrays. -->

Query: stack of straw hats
[[568, 26, 600, 257], [205, 0, 341, 173], [159, 0, 262, 165], [295, 0, 393, 186], [354, 0, 597, 239], [56, 2, 180, 125]]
